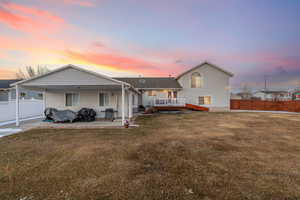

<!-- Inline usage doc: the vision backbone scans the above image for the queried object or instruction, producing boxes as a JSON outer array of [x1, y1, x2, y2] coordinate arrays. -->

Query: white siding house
[[176, 62, 233, 111], [11, 65, 139, 125], [11, 62, 233, 126]]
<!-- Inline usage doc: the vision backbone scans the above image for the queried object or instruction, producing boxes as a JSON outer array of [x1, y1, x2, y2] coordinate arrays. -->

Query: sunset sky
[[0, 0, 300, 90]]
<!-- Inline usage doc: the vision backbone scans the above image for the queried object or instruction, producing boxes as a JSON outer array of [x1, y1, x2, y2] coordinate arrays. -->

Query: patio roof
[[11, 64, 129, 87], [11, 65, 139, 127]]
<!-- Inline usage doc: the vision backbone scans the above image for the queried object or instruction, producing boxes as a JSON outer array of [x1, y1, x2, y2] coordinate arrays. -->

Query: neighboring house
[[11, 62, 233, 125], [231, 92, 253, 100], [290, 90, 300, 100], [0, 80, 21, 101], [253, 90, 291, 101], [230, 93, 243, 100], [0, 79, 43, 101]]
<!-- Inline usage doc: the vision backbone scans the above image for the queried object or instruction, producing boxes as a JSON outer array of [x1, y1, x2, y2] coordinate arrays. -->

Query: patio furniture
[[103, 108, 117, 121]]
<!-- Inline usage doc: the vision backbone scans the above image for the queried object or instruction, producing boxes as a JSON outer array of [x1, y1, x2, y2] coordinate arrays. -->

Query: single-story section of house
[[11, 62, 234, 125]]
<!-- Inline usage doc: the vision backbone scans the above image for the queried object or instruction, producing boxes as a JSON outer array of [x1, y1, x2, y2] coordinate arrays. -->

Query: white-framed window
[[148, 90, 156, 96], [99, 92, 109, 106], [65, 93, 79, 106], [198, 96, 211, 105], [191, 72, 202, 88]]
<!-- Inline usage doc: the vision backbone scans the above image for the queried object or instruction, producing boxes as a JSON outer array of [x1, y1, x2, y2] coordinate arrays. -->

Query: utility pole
[[263, 75, 270, 100], [264, 75, 268, 91]]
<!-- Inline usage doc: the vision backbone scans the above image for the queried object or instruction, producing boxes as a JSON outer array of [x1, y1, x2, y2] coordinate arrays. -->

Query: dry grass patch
[[1, 112, 300, 200]]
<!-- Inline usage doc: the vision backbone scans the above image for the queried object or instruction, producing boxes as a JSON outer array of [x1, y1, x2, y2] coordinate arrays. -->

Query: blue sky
[[0, 0, 300, 90]]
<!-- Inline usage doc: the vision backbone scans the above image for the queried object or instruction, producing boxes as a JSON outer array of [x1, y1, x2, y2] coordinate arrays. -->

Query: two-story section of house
[[176, 62, 233, 111], [117, 62, 233, 111]]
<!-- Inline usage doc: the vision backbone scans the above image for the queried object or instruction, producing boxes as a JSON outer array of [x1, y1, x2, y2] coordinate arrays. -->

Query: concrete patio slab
[[1, 118, 126, 134]]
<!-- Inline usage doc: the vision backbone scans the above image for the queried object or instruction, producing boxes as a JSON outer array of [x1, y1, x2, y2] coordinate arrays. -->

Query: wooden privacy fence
[[230, 100, 300, 113]]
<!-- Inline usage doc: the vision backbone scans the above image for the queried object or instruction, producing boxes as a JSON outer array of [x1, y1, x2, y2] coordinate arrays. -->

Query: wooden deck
[[186, 104, 210, 112], [152, 104, 209, 112]]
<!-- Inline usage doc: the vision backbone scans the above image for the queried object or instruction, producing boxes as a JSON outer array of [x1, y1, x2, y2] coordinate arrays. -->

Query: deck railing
[[153, 98, 186, 107]]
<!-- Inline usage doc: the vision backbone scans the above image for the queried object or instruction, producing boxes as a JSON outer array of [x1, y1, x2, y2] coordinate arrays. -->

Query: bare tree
[[16, 65, 50, 79]]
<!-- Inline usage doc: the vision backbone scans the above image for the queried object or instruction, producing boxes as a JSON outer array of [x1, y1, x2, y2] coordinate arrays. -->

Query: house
[[0, 80, 21, 101], [11, 62, 233, 125], [253, 90, 291, 101], [0, 79, 43, 101], [231, 92, 253, 100], [230, 93, 243, 100], [291, 90, 300, 100]]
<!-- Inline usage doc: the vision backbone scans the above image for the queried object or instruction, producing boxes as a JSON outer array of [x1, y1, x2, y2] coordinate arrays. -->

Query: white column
[[15, 85, 20, 126], [121, 83, 125, 125], [43, 89, 46, 113], [128, 91, 133, 119]]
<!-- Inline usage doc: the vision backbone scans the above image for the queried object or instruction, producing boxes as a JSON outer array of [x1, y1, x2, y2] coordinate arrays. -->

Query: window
[[191, 72, 202, 88], [20, 92, 26, 98], [99, 93, 109, 106], [148, 91, 156, 96], [65, 93, 79, 106], [198, 96, 211, 105]]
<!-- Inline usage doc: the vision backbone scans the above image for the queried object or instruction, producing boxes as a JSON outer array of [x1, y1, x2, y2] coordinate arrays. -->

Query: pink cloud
[[45, 0, 95, 7], [0, 2, 66, 34], [0, 68, 17, 79], [62, 49, 182, 76], [63, 0, 94, 7]]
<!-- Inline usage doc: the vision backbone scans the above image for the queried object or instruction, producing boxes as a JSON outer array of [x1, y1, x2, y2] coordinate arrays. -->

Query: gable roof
[[114, 77, 182, 89], [176, 61, 234, 79], [0, 79, 22, 89], [10, 65, 130, 87]]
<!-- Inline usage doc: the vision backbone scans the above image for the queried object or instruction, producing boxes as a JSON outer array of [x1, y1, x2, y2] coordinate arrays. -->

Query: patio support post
[[15, 84, 20, 126], [128, 91, 133, 119], [121, 83, 125, 125], [43, 89, 46, 112]]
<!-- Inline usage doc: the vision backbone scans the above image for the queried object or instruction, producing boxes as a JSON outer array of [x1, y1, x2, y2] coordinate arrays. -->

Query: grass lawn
[[1, 112, 300, 200]]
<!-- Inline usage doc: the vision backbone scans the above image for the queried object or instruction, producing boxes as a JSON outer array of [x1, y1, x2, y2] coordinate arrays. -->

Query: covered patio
[[10, 65, 140, 127]]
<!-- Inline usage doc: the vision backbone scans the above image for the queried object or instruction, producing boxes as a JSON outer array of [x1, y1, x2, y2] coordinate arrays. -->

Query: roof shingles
[[114, 77, 182, 89]]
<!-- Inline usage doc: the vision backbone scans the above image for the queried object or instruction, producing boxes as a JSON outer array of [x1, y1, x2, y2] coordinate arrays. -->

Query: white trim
[[128, 91, 133, 119], [176, 61, 234, 79], [43, 89, 46, 111], [15, 85, 19, 126], [121, 83, 125, 125], [64, 92, 80, 107]]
